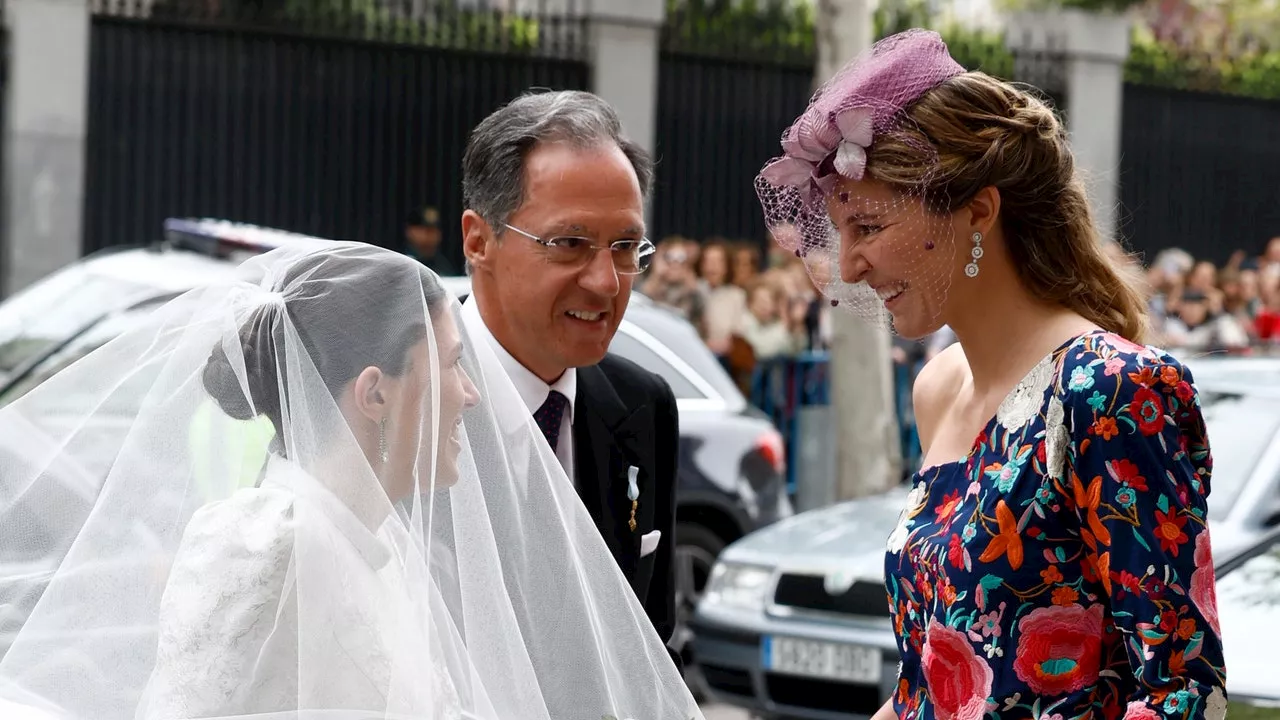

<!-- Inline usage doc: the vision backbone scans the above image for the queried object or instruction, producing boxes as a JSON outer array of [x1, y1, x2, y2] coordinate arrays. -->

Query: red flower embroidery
[[1013, 604, 1104, 696], [1154, 508, 1189, 556], [1174, 380, 1195, 403], [936, 490, 962, 522], [948, 533, 965, 569], [1112, 570, 1142, 597], [1130, 386, 1167, 436], [921, 620, 992, 720], [1106, 458, 1148, 491]]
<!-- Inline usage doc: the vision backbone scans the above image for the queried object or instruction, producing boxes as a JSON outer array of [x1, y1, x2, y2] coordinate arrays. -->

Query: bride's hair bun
[[199, 251, 451, 436], [202, 304, 284, 424]]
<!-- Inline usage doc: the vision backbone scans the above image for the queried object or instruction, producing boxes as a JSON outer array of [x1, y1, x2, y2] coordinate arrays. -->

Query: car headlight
[[701, 561, 773, 610]]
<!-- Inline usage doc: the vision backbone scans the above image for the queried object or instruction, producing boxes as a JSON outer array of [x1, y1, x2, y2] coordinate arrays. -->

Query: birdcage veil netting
[[756, 29, 968, 333], [0, 241, 699, 720]]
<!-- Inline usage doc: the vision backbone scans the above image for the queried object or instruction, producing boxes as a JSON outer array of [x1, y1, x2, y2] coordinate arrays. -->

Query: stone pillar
[[1008, 9, 1132, 243], [817, 0, 902, 507], [2, 0, 91, 297], [586, 0, 664, 158]]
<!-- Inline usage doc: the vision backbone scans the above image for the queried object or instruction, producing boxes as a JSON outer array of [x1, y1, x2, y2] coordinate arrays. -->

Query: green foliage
[[146, 0, 549, 53], [939, 24, 1017, 79], [875, 0, 1015, 78], [663, 0, 816, 65], [1127, 29, 1280, 100], [994, 0, 1146, 12]]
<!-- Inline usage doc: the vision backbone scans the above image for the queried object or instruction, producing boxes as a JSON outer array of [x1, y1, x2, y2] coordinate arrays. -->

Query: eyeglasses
[[502, 224, 655, 276]]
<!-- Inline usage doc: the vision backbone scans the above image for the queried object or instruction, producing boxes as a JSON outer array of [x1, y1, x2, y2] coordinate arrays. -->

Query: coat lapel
[[573, 365, 649, 581]]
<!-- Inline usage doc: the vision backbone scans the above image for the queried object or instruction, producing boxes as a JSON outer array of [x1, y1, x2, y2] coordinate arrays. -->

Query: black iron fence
[[83, 0, 589, 264], [1118, 83, 1280, 265], [651, 51, 814, 246], [651, 0, 815, 246]]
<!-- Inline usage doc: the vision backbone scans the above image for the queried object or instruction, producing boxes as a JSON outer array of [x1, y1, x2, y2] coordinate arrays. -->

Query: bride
[[0, 242, 700, 720]]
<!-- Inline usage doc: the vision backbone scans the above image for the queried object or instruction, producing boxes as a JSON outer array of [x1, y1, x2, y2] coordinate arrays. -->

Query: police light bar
[[164, 218, 330, 258]]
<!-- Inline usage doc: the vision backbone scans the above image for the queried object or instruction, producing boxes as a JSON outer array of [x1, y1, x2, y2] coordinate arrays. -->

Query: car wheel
[[674, 521, 727, 702]]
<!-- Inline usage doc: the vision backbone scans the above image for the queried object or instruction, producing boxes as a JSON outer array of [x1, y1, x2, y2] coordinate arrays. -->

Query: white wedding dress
[[135, 457, 463, 720]]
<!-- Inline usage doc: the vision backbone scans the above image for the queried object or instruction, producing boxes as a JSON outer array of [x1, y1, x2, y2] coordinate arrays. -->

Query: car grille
[[772, 572, 889, 618]]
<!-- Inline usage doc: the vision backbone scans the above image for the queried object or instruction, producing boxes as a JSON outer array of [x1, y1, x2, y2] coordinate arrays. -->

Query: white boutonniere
[[627, 466, 640, 532]]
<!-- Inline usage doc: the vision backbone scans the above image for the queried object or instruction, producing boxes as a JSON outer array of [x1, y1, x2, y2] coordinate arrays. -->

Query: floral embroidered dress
[[885, 331, 1227, 720]]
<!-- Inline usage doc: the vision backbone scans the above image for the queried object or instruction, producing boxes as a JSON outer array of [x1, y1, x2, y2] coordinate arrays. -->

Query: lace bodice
[[136, 461, 463, 719]]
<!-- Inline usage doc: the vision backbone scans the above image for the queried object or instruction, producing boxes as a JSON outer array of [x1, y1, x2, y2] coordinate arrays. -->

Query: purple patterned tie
[[533, 390, 569, 452]]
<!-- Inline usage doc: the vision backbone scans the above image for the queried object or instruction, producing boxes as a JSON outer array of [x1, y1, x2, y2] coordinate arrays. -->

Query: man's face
[[472, 142, 644, 382], [407, 226, 441, 253]]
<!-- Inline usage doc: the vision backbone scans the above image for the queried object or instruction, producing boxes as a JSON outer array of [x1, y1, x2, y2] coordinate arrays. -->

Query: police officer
[[404, 205, 458, 276]]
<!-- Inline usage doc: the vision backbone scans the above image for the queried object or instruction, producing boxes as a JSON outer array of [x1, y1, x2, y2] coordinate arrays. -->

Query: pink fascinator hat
[[756, 29, 966, 255]]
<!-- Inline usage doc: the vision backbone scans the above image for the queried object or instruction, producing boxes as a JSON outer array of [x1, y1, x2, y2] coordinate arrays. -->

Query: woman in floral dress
[[755, 29, 1226, 720]]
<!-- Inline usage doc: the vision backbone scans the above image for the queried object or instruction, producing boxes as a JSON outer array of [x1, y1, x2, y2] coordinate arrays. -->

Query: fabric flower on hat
[[760, 106, 875, 204]]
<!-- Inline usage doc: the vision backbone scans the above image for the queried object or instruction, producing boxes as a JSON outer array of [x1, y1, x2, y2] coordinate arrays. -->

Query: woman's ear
[[352, 366, 387, 423], [964, 186, 1001, 237]]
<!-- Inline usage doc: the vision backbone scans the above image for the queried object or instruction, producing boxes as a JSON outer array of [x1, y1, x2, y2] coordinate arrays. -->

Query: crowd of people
[[638, 235, 832, 374], [1143, 237, 1280, 353]]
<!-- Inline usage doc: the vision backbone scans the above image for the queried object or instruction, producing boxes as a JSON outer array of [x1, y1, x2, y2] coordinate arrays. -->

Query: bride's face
[[382, 312, 480, 497]]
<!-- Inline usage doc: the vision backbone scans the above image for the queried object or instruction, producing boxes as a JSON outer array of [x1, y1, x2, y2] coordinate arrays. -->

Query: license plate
[[762, 635, 881, 683]]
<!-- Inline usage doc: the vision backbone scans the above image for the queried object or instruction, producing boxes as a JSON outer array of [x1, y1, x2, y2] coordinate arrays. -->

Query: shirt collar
[[460, 295, 576, 424]]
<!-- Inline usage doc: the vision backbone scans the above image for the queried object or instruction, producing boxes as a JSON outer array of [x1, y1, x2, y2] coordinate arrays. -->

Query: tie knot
[[533, 391, 570, 452]]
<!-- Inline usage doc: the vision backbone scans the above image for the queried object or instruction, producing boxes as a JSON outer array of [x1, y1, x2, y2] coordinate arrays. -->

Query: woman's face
[[826, 177, 961, 340], [749, 285, 777, 321], [1188, 261, 1217, 292], [380, 311, 480, 498], [733, 249, 759, 284], [701, 247, 729, 286]]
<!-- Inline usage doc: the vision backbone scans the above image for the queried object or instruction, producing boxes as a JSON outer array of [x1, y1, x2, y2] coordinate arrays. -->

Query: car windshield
[[0, 266, 150, 387], [1199, 391, 1280, 521], [621, 306, 744, 405], [0, 300, 172, 408], [608, 331, 706, 400]]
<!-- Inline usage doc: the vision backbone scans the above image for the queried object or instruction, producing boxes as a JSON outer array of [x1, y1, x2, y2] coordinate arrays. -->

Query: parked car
[[0, 219, 793, 681], [1215, 525, 1280, 712], [691, 356, 1280, 719]]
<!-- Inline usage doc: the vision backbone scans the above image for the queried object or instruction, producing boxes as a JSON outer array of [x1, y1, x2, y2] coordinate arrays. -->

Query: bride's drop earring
[[964, 231, 984, 278], [378, 417, 388, 464]]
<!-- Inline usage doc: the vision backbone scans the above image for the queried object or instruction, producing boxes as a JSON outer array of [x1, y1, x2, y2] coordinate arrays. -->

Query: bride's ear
[[352, 365, 387, 423]]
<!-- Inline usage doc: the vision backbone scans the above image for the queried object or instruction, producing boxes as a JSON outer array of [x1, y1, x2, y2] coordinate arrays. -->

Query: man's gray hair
[[462, 90, 654, 231]]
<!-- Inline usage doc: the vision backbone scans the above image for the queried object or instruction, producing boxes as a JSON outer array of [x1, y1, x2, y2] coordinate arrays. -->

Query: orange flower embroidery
[[1052, 586, 1080, 606], [1071, 474, 1112, 549], [978, 500, 1024, 571], [1041, 565, 1064, 584], [1128, 366, 1157, 387], [1092, 417, 1119, 441]]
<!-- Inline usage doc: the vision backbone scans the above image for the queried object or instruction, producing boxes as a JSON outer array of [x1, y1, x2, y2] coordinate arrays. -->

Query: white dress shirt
[[460, 297, 578, 484]]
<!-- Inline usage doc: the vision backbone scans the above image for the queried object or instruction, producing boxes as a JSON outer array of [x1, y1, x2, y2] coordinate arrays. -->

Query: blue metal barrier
[[749, 353, 920, 493]]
